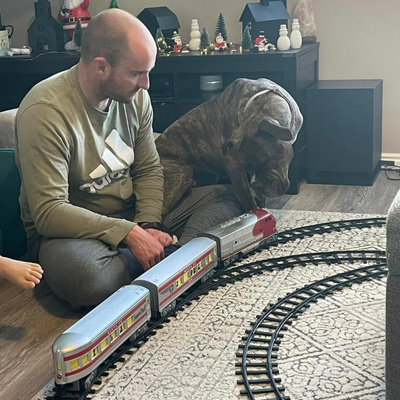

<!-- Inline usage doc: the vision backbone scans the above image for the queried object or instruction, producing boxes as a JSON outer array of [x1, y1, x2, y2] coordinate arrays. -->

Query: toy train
[[52, 208, 277, 388]]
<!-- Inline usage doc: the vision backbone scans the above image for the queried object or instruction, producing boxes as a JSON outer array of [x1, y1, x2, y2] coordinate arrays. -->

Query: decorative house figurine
[[239, 0, 290, 46], [138, 7, 180, 48], [28, 0, 64, 53]]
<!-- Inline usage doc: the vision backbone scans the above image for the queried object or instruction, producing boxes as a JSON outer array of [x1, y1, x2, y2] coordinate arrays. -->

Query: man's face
[[100, 48, 156, 104]]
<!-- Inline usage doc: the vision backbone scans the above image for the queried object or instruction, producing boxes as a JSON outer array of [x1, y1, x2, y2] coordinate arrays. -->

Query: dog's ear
[[258, 117, 294, 142]]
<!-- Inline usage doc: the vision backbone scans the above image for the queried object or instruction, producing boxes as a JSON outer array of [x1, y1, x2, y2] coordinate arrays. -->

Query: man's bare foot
[[0, 256, 43, 289]]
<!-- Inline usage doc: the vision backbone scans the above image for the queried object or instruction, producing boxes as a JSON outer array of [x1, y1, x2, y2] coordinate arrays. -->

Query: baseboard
[[382, 153, 400, 166]]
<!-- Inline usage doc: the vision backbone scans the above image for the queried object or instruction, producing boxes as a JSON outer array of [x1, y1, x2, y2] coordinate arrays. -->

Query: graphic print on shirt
[[79, 129, 134, 194]]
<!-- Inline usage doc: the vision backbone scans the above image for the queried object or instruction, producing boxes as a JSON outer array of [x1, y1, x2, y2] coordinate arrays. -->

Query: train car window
[[70, 359, 79, 370], [176, 276, 183, 287], [119, 324, 126, 334], [127, 315, 134, 327], [92, 347, 99, 359], [100, 339, 108, 350], [197, 262, 202, 271], [191, 267, 196, 276], [110, 329, 117, 342], [82, 354, 89, 365], [183, 272, 189, 282], [56, 362, 62, 372]]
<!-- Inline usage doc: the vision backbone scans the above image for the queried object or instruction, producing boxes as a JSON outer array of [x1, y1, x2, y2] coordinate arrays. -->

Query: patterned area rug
[[34, 210, 387, 400]]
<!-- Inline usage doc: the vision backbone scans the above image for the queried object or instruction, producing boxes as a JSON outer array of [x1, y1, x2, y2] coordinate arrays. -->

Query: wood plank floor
[[0, 170, 398, 400]]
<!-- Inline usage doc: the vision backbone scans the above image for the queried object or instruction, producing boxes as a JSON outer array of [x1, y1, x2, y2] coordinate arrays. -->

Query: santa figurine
[[58, 0, 91, 39], [214, 32, 228, 52]]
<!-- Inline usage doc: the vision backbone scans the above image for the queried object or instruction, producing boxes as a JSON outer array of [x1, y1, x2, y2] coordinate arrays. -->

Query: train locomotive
[[52, 208, 277, 387]]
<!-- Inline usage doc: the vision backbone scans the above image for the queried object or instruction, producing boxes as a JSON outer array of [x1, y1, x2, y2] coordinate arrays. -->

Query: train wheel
[[161, 300, 176, 317]]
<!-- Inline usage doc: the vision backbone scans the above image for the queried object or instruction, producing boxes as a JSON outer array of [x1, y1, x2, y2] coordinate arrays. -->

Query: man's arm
[[16, 105, 134, 248], [129, 91, 174, 250], [130, 90, 165, 226]]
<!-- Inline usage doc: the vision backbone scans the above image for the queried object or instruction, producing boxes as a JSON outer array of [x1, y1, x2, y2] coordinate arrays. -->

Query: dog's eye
[[255, 130, 275, 141]]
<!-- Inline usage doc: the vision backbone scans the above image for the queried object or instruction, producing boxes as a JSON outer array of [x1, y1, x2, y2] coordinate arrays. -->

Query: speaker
[[306, 80, 383, 185]]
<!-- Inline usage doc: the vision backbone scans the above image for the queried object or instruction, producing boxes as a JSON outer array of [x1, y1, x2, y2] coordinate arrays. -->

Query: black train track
[[235, 262, 387, 400], [47, 217, 386, 400]]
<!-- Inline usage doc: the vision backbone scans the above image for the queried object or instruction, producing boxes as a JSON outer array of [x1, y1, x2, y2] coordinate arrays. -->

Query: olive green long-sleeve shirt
[[15, 66, 164, 259]]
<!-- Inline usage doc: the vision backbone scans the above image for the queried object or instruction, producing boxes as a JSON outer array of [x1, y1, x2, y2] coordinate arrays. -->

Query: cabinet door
[[152, 102, 176, 133]]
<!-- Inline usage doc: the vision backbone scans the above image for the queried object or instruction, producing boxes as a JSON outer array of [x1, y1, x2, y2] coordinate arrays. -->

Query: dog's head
[[221, 78, 303, 203]]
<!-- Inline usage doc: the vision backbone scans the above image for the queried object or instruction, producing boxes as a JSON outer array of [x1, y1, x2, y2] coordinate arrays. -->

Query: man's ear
[[92, 57, 108, 74]]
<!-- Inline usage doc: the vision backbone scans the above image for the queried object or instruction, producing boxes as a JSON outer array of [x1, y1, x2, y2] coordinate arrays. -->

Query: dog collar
[[240, 86, 296, 141]]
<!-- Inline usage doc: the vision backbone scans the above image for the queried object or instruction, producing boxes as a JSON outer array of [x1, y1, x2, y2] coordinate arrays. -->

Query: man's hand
[[123, 225, 166, 271], [144, 228, 173, 248]]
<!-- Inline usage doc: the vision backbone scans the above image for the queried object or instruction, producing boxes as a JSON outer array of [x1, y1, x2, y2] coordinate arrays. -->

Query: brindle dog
[[156, 78, 303, 215]]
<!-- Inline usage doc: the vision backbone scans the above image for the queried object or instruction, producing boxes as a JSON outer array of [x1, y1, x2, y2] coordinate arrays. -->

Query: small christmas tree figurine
[[155, 28, 172, 54], [73, 18, 83, 48], [242, 25, 253, 52], [109, 0, 119, 8], [200, 27, 210, 51], [214, 13, 228, 42]]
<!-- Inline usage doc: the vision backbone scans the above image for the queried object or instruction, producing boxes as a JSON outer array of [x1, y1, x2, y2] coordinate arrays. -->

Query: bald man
[[15, 9, 242, 307]]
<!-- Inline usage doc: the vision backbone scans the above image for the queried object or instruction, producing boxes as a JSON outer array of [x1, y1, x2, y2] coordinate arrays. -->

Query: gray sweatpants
[[38, 185, 243, 307]]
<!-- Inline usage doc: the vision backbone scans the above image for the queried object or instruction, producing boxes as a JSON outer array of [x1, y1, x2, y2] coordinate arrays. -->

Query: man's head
[[79, 9, 156, 105]]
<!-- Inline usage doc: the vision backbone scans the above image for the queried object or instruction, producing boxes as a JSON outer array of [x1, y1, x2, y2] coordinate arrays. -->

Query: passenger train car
[[52, 208, 277, 387], [53, 285, 151, 386], [132, 237, 218, 318]]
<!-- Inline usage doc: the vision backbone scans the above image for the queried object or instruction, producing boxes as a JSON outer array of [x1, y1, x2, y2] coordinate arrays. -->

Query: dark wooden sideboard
[[0, 43, 319, 193]]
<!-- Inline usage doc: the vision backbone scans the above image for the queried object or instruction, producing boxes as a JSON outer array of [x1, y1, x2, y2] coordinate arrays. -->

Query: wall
[[1, 0, 399, 161]]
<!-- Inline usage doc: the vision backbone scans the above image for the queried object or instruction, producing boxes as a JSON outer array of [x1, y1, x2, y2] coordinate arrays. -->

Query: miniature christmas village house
[[28, 0, 64, 53], [137, 7, 180, 47], [239, 0, 289, 47]]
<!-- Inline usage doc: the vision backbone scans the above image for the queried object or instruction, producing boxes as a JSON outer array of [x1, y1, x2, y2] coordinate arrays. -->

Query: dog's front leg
[[160, 157, 196, 216], [224, 154, 258, 211]]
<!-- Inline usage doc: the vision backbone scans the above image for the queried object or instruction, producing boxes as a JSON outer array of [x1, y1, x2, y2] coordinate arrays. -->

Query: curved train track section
[[47, 217, 386, 400], [235, 263, 387, 400]]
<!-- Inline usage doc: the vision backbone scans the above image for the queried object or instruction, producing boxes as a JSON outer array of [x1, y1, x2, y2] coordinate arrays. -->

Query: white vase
[[189, 19, 201, 51], [277, 24, 291, 51], [290, 19, 303, 49]]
